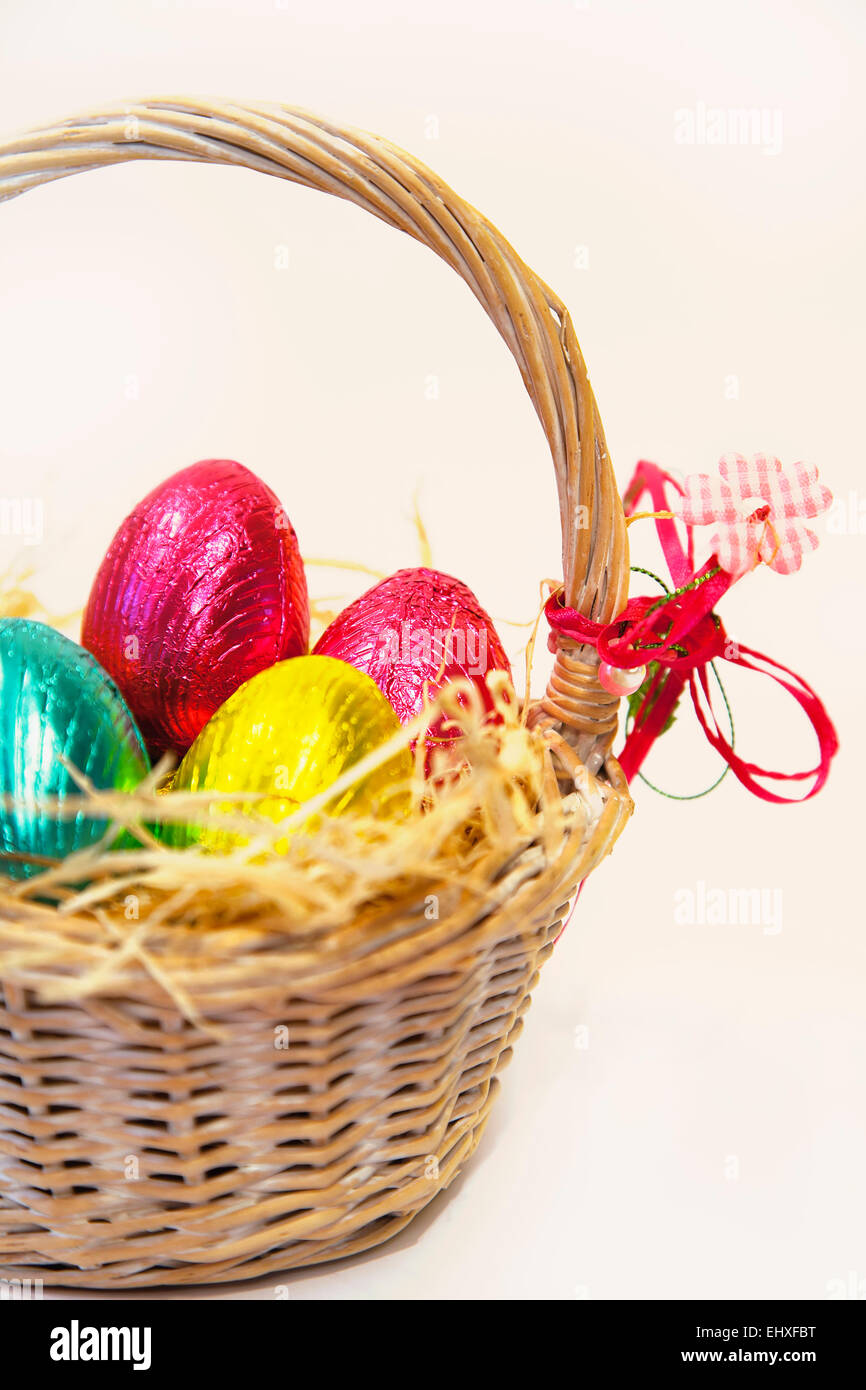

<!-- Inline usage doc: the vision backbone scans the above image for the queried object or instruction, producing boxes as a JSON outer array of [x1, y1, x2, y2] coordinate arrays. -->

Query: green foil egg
[[0, 619, 151, 879]]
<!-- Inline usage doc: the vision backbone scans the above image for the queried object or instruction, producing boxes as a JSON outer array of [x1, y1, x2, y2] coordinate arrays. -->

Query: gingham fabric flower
[[674, 453, 832, 578]]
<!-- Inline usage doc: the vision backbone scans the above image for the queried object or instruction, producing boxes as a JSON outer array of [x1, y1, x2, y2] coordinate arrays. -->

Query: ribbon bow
[[546, 460, 838, 803]]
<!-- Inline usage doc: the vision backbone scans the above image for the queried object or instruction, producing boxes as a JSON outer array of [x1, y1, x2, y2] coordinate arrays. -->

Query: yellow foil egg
[[167, 654, 412, 851]]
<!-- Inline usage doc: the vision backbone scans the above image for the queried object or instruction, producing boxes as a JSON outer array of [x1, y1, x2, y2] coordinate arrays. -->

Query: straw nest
[[0, 586, 626, 1035]]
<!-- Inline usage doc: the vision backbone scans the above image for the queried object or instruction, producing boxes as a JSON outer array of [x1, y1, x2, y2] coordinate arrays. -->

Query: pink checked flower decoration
[[673, 453, 832, 578]]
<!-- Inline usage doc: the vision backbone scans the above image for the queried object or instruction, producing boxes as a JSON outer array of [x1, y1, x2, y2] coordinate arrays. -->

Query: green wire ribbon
[[623, 567, 735, 800]]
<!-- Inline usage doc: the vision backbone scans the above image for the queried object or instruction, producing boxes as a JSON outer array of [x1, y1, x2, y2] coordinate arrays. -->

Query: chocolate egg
[[82, 460, 310, 757], [166, 654, 412, 851], [0, 619, 150, 879], [313, 567, 512, 749]]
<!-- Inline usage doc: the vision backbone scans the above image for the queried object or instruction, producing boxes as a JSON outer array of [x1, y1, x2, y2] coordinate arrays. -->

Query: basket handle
[[0, 98, 629, 771]]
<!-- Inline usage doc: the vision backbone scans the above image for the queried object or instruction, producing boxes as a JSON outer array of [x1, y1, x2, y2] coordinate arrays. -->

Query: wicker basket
[[0, 99, 632, 1288]]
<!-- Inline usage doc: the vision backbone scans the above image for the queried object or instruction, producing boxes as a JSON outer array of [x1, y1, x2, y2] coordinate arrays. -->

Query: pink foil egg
[[313, 566, 512, 755], [82, 459, 309, 757]]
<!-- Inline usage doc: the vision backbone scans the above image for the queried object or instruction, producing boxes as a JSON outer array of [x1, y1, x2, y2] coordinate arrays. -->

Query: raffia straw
[[0, 670, 616, 1010], [521, 579, 559, 726], [411, 492, 433, 568]]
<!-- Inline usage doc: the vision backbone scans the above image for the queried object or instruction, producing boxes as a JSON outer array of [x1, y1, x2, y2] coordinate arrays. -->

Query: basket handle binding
[[0, 98, 630, 774]]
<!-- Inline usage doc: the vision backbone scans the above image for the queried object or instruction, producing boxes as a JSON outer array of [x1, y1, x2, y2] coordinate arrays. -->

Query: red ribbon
[[546, 460, 838, 802]]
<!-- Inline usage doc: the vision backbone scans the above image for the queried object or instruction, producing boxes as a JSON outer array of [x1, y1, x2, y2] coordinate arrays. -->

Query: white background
[[0, 0, 863, 1300]]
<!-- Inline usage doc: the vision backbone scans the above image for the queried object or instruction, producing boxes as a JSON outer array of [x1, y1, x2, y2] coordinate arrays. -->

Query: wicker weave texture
[[0, 890, 570, 1287]]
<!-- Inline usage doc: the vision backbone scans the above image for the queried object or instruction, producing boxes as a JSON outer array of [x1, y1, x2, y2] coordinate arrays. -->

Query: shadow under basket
[[0, 99, 632, 1288]]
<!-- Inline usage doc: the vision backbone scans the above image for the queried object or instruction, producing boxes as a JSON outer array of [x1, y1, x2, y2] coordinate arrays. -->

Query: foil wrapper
[[82, 459, 310, 757], [313, 566, 512, 744], [0, 619, 150, 879], [167, 654, 412, 850]]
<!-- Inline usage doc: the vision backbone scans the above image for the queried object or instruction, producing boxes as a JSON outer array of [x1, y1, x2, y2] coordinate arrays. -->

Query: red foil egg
[[82, 460, 309, 757], [313, 567, 512, 751]]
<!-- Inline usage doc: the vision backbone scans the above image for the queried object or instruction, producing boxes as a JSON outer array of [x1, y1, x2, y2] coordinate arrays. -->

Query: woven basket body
[[0, 100, 631, 1287]]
